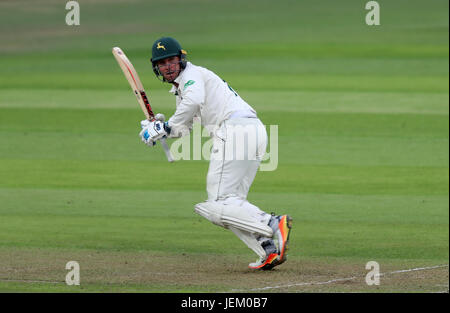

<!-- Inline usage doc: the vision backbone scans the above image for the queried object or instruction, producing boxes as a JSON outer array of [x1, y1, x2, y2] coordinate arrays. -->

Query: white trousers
[[207, 117, 267, 202], [203, 117, 272, 259]]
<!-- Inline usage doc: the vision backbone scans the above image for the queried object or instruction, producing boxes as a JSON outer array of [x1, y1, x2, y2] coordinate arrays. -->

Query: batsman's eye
[[158, 58, 178, 69]]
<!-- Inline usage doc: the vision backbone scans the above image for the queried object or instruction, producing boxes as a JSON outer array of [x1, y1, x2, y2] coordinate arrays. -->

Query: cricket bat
[[112, 47, 174, 162]]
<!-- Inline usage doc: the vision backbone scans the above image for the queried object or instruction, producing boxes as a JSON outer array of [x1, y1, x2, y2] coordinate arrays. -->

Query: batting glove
[[139, 119, 167, 146]]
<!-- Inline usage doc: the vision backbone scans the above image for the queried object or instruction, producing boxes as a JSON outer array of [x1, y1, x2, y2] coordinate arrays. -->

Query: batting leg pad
[[229, 226, 266, 259], [194, 201, 273, 238]]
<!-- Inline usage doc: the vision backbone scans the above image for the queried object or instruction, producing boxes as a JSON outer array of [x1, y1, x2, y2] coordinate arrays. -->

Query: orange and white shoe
[[270, 214, 293, 266], [248, 253, 279, 270], [248, 240, 279, 270]]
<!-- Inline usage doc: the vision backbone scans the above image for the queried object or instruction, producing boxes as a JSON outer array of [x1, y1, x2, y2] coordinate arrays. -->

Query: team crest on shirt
[[184, 80, 195, 90]]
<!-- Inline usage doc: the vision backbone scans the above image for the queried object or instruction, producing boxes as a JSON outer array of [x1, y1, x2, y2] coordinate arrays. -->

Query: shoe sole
[[274, 215, 293, 266], [248, 253, 279, 270]]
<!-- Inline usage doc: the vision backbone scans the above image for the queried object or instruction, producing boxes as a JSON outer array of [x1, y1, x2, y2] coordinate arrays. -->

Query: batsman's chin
[[164, 72, 179, 83]]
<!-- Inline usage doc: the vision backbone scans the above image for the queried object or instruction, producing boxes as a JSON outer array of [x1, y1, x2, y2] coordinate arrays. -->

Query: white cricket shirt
[[167, 62, 256, 137]]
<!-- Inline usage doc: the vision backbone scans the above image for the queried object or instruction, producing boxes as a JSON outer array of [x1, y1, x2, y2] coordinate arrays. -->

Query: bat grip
[[160, 138, 174, 163], [148, 117, 173, 163]]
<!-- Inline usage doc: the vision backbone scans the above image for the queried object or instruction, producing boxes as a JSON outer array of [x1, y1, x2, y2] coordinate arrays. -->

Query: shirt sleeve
[[167, 76, 204, 138]]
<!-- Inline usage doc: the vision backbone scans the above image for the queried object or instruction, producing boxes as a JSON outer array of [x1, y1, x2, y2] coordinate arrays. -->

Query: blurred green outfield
[[0, 0, 448, 292]]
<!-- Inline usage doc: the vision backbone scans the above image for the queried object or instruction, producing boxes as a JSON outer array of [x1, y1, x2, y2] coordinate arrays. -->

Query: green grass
[[0, 0, 448, 292]]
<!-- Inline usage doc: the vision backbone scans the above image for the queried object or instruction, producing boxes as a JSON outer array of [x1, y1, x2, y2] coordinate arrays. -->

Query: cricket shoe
[[248, 240, 279, 270], [269, 214, 293, 266]]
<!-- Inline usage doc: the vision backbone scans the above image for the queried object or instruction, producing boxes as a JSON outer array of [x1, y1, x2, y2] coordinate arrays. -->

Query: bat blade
[[112, 47, 174, 162], [112, 47, 153, 120]]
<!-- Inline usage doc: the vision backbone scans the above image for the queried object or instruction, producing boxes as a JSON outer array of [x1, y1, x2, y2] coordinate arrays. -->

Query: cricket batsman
[[139, 37, 292, 270]]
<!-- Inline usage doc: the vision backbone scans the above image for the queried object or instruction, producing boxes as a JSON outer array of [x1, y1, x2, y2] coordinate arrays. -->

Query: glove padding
[[139, 119, 167, 147]]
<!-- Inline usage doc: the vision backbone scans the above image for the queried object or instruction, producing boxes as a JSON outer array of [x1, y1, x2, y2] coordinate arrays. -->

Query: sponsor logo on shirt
[[184, 80, 195, 90]]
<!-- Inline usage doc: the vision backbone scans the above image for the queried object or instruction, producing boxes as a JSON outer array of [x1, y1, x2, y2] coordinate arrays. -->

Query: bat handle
[[148, 117, 173, 163], [160, 138, 174, 163]]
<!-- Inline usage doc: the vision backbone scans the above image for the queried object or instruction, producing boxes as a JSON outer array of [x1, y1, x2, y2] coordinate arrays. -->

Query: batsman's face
[[157, 56, 181, 83]]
